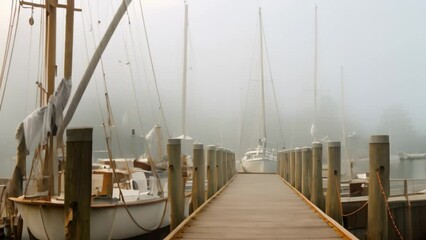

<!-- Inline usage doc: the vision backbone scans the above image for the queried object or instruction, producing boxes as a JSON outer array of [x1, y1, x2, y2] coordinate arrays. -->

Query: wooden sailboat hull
[[12, 195, 188, 239]]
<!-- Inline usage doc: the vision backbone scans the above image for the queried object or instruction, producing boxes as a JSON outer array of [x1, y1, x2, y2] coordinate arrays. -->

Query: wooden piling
[[168, 138, 184, 231], [289, 149, 296, 187], [223, 149, 228, 184], [284, 150, 290, 181], [277, 151, 282, 176], [65, 127, 92, 240], [191, 143, 205, 212], [206, 145, 216, 199], [367, 135, 389, 239], [311, 142, 324, 210], [302, 147, 312, 199], [216, 147, 224, 190], [227, 150, 232, 181], [295, 148, 302, 192], [326, 141, 342, 224]]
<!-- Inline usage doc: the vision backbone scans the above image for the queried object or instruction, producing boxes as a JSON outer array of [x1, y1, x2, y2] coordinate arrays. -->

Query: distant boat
[[398, 152, 426, 160], [241, 8, 277, 173]]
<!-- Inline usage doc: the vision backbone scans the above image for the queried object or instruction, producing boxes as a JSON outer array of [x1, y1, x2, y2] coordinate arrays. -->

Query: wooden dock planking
[[166, 174, 356, 239]]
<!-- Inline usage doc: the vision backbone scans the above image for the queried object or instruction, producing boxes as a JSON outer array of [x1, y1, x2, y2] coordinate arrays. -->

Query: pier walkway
[[166, 174, 356, 239]]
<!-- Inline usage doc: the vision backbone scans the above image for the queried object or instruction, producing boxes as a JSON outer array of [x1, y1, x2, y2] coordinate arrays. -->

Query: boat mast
[[312, 4, 318, 141], [182, 1, 189, 138], [340, 66, 351, 179], [259, 7, 267, 147]]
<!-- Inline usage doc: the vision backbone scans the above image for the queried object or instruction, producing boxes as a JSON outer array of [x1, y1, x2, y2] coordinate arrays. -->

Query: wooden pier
[[166, 174, 356, 239]]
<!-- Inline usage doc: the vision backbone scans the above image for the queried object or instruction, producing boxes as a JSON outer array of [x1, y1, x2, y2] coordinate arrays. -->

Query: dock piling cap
[[312, 142, 322, 148], [193, 142, 203, 149], [370, 135, 389, 143], [328, 141, 340, 148], [302, 147, 311, 152], [168, 138, 181, 145], [206, 145, 216, 151], [294, 147, 302, 152]]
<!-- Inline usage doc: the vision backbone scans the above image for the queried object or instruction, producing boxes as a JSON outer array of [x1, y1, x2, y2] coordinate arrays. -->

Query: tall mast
[[182, 2, 189, 138], [259, 7, 267, 144], [64, 0, 74, 79], [45, 0, 57, 101], [340, 66, 351, 178], [312, 4, 318, 140]]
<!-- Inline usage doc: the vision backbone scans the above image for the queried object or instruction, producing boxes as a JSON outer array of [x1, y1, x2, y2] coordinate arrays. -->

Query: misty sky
[[1, 0, 426, 176]]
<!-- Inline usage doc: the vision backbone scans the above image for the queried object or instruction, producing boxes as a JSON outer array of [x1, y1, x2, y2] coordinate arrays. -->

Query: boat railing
[[389, 178, 426, 196]]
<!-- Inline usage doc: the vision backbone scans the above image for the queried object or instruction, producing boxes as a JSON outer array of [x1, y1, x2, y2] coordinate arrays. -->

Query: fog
[[1, 0, 426, 177]]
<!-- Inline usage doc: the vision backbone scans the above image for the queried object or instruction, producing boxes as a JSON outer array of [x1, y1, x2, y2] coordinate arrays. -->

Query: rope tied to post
[[335, 177, 368, 217], [376, 169, 404, 240]]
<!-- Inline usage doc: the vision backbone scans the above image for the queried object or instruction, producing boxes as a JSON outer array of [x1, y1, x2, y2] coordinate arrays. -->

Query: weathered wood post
[[289, 149, 296, 187], [311, 142, 324, 210], [191, 143, 205, 212], [326, 141, 342, 224], [277, 151, 282, 176], [227, 150, 232, 181], [367, 135, 390, 239], [168, 139, 184, 231], [295, 147, 302, 192], [223, 149, 229, 184], [216, 147, 224, 190], [284, 150, 290, 181], [206, 145, 216, 199], [302, 147, 312, 199], [65, 127, 93, 240]]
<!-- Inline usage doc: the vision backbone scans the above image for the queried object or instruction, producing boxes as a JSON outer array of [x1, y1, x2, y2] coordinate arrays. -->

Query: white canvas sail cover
[[16, 78, 71, 153], [144, 124, 166, 163]]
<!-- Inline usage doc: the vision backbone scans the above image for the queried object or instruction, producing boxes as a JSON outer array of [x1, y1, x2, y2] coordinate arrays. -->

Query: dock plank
[[167, 174, 355, 239]]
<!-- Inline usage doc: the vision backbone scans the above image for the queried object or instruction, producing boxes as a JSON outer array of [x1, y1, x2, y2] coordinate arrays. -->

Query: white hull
[[13, 195, 187, 240], [242, 158, 277, 173], [241, 147, 277, 173]]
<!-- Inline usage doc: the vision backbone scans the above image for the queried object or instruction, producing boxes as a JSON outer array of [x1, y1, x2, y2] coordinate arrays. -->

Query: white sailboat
[[5, 1, 189, 239], [241, 8, 277, 174]]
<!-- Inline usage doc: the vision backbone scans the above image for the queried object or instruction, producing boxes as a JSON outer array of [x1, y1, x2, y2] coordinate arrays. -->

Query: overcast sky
[[1, 0, 426, 176]]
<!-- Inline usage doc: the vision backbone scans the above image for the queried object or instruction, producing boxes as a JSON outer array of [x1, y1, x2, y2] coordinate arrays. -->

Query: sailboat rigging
[[5, 1, 190, 239], [240, 7, 279, 173]]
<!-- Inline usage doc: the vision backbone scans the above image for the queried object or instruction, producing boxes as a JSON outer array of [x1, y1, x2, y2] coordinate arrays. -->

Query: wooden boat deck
[[166, 174, 356, 239]]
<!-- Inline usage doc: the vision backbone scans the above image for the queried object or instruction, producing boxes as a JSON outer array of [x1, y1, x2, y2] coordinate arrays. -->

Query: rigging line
[[0, 0, 16, 90], [25, 7, 34, 116], [125, 6, 157, 125], [36, 6, 45, 109], [238, 20, 260, 156], [133, 3, 160, 128], [262, 24, 285, 147], [138, 1, 170, 137], [120, 1, 163, 193], [0, 0, 20, 111], [81, 0, 106, 124]]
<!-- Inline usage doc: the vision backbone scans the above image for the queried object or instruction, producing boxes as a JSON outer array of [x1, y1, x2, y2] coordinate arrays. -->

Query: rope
[[39, 206, 51, 240], [138, 1, 170, 137], [335, 178, 369, 217], [0, 0, 21, 111], [262, 24, 285, 147], [376, 170, 404, 240]]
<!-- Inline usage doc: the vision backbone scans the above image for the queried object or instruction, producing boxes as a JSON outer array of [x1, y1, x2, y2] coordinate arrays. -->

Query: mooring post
[[326, 141, 342, 224], [295, 148, 302, 192], [227, 150, 232, 181], [168, 138, 184, 231], [65, 127, 92, 240], [223, 149, 229, 184], [284, 150, 290, 181], [367, 135, 389, 239], [282, 150, 288, 180], [311, 142, 324, 210], [206, 145, 216, 199], [216, 147, 224, 190], [302, 147, 312, 199], [290, 149, 296, 186], [277, 151, 282, 176], [192, 143, 205, 212]]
